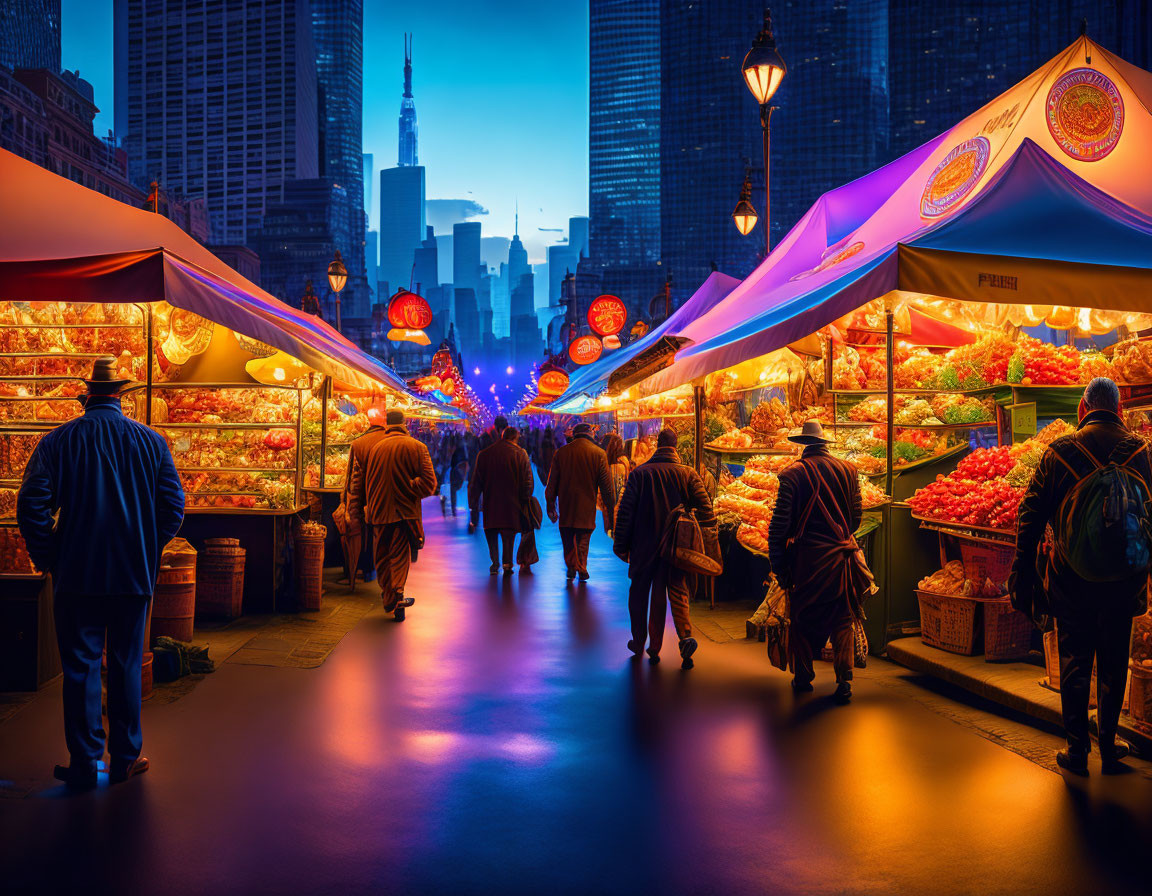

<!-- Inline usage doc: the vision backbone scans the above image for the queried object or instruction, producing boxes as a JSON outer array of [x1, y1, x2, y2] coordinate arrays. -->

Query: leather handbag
[[763, 586, 790, 671], [663, 505, 722, 576]]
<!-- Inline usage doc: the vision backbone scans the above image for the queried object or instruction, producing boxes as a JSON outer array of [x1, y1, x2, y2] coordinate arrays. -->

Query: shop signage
[[587, 294, 628, 337], [537, 370, 570, 396], [1046, 68, 1124, 162], [1011, 402, 1037, 441], [569, 335, 603, 366], [921, 136, 990, 218], [387, 290, 433, 330]]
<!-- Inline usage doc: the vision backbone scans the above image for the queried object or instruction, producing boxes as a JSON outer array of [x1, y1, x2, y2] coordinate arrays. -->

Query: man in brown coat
[[347, 410, 438, 620], [546, 421, 614, 580], [613, 428, 714, 667], [469, 427, 535, 576], [768, 421, 865, 704]]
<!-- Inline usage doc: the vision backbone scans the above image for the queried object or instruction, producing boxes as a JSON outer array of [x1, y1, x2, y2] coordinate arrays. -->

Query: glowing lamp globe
[[327, 251, 348, 294], [742, 11, 787, 105], [733, 196, 759, 236]]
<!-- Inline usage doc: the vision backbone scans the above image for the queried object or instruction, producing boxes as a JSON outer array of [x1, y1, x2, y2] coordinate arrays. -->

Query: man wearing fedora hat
[[17, 356, 185, 789], [767, 420, 866, 704]]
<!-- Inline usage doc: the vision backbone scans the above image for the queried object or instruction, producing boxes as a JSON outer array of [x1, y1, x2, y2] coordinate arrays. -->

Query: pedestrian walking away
[[536, 425, 556, 488], [546, 421, 615, 581], [16, 356, 186, 790], [767, 421, 873, 704], [347, 409, 438, 620], [599, 432, 633, 537], [469, 426, 535, 576], [613, 427, 715, 669], [336, 406, 388, 588], [1012, 377, 1151, 776]]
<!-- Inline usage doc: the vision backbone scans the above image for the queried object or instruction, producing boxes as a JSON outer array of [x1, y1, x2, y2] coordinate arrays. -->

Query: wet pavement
[[2, 496, 1151, 895]]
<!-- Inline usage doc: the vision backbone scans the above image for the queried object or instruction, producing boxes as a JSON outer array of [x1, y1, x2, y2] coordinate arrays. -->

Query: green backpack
[[1052, 437, 1152, 583]]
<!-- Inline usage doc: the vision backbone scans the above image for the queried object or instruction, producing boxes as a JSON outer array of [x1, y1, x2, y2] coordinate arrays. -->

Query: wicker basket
[[917, 590, 982, 655], [983, 600, 1032, 662], [295, 527, 327, 611], [1128, 662, 1152, 732], [197, 540, 246, 619], [1043, 628, 1061, 689], [957, 539, 1014, 586]]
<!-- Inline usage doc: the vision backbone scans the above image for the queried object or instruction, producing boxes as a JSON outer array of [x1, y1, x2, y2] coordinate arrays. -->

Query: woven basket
[[1128, 663, 1152, 732], [197, 545, 246, 619], [917, 591, 982, 655], [153, 564, 196, 643], [983, 600, 1032, 662], [295, 528, 327, 611]]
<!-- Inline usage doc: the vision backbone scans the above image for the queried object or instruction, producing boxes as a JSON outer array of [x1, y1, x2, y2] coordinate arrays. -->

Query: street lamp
[[732, 171, 759, 236], [741, 8, 786, 256], [327, 249, 348, 331]]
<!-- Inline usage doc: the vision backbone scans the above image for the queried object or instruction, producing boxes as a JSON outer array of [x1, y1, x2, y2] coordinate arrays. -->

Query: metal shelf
[[831, 420, 994, 430], [156, 422, 296, 430], [183, 505, 305, 516], [176, 466, 297, 473]]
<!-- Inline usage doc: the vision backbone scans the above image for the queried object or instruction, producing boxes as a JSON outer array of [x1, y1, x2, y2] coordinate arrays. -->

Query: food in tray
[[636, 394, 693, 416], [737, 523, 771, 555], [304, 453, 350, 488], [909, 477, 1024, 530], [0, 527, 37, 574], [745, 454, 798, 474], [894, 398, 942, 426], [846, 395, 900, 423], [917, 562, 1004, 599], [0, 432, 42, 476], [163, 388, 298, 424], [1033, 418, 1073, 444], [930, 393, 995, 424], [160, 427, 298, 470], [181, 471, 297, 510], [859, 476, 888, 508], [710, 428, 755, 449], [749, 398, 791, 434], [1112, 340, 1152, 384]]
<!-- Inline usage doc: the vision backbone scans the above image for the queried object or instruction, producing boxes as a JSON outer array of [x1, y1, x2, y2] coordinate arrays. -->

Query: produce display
[[180, 471, 296, 510], [0, 431, 42, 477], [1112, 340, 1152, 384], [157, 426, 298, 469], [161, 387, 298, 424], [0, 527, 36, 574], [918, 561, 1006, 599]]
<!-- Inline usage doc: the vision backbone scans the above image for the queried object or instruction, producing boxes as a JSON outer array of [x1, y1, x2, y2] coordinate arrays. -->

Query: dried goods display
[[180, 471, 297, 510], [918, 561, 1006, 599], [0, 526, 36, 574], [157, 426, 298, 469], [0, 431, 42, 477], [161, 387, 298, 424], [0, 486, 15, 518]]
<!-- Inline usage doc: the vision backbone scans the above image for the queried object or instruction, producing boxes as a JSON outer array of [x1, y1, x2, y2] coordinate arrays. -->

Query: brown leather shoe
[[109, 757, 149, 784]]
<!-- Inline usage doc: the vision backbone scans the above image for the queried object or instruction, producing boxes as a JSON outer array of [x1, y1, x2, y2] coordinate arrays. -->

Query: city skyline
[[60, 0, 589, 265]]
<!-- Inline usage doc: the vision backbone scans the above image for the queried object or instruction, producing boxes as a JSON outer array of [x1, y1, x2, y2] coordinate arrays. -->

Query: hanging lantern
[[587, 294, 628, 337], [569, 335, 603, 366], [538, 370, 570, 396], [387, 290, 433, 329]]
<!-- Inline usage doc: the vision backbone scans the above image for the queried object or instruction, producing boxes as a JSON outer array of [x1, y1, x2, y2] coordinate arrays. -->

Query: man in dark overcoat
[[17, 357, 185, 788], [613, 428, 714, 668], [348, 410, 438, 620], [768, 421, 865, 704], [470, 427, 535, 575], [1013, 377, 1150, 775], [546, 421, 614, 580]]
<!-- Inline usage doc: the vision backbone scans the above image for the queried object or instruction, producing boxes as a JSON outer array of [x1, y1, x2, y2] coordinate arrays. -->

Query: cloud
[[537, 227, 563, 232], [426, 199, 490, 234]]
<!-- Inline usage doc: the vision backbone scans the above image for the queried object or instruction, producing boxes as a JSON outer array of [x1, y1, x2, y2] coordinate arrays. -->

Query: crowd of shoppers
[[15, 354, 1148, 789]]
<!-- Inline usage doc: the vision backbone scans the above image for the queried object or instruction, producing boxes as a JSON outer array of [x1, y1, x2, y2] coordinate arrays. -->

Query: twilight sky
[[61, 0, 589, 264]]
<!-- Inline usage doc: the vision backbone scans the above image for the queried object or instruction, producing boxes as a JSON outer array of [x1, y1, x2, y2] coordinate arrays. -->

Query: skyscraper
[[453, 221, 482, 294], [312, 0, 367, 319], [379, 165, 425, 298], [588, 0, 662, 311], [114, 0, 318, 245], [362, 152, 374, 211], [398, 33, 418, 167], [2, 0, 61, 72]]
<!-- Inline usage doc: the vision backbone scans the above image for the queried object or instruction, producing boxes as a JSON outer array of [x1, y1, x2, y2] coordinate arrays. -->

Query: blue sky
[[62, 0, 589, 263]]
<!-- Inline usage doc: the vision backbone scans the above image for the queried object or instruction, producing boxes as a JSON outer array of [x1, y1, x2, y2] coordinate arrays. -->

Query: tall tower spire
[[515, 199, 519, 237], [398, 34, 418, 167]]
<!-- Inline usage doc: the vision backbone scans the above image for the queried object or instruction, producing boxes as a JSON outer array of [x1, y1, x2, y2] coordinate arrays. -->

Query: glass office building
[[1, 0, 61, 72]]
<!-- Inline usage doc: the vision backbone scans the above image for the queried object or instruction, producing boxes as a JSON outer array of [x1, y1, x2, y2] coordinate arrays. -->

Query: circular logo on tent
[[1046, 68, 1124, 161], [789, 241, 865, 281], [920, 136, 990, 218]]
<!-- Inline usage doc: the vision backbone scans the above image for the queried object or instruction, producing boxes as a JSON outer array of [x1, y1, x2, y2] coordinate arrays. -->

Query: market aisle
[[1, 495, 1150, 896]]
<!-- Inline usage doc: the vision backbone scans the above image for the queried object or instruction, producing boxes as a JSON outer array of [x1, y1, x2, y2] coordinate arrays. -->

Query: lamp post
[[741, 8, 786, 256], [327, 249, 348, 332], [731, 170, 759, 236]]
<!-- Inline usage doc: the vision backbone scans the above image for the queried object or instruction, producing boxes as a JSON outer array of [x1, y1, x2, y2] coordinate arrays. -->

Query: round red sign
[[569, 335, 603, 366], [587, 294, 628, 337], [388, 290, 433, 330], [538, 370, 570, 396]]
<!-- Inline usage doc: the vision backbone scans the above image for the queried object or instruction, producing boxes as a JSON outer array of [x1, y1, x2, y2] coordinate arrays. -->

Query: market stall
[[578, 37, 1152, 711], [0, 148, 449, 643]]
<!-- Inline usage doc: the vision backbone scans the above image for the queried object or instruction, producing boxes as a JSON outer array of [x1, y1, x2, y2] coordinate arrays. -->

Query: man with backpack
[[1013, 377, 1151, 775]]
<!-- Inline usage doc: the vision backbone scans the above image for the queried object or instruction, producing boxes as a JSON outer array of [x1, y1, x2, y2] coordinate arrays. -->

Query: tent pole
[[693, 379, 705, 474], [885, 309, 894, 499]]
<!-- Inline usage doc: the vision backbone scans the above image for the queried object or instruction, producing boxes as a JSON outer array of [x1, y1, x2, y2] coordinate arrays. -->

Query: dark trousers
[[791, 613, 854, 686], [485, 528, 517, 568], [54, 593, 149, 767], [628, 564, 692, 655], [373, 522, 413, 609], [1056, 607, 1134, 755], [559, 526, 592, 575]]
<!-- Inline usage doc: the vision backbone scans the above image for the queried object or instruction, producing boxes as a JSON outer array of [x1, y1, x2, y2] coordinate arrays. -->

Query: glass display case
[[150, 384, 302, 513]]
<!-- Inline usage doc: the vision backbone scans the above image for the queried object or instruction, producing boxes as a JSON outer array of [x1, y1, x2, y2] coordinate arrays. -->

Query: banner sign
[[587, 294, 627, 337], [569, 335, 603, 366]]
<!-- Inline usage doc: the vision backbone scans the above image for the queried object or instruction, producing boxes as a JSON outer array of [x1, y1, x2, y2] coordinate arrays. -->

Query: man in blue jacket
[[17, 356, 185, 789]]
